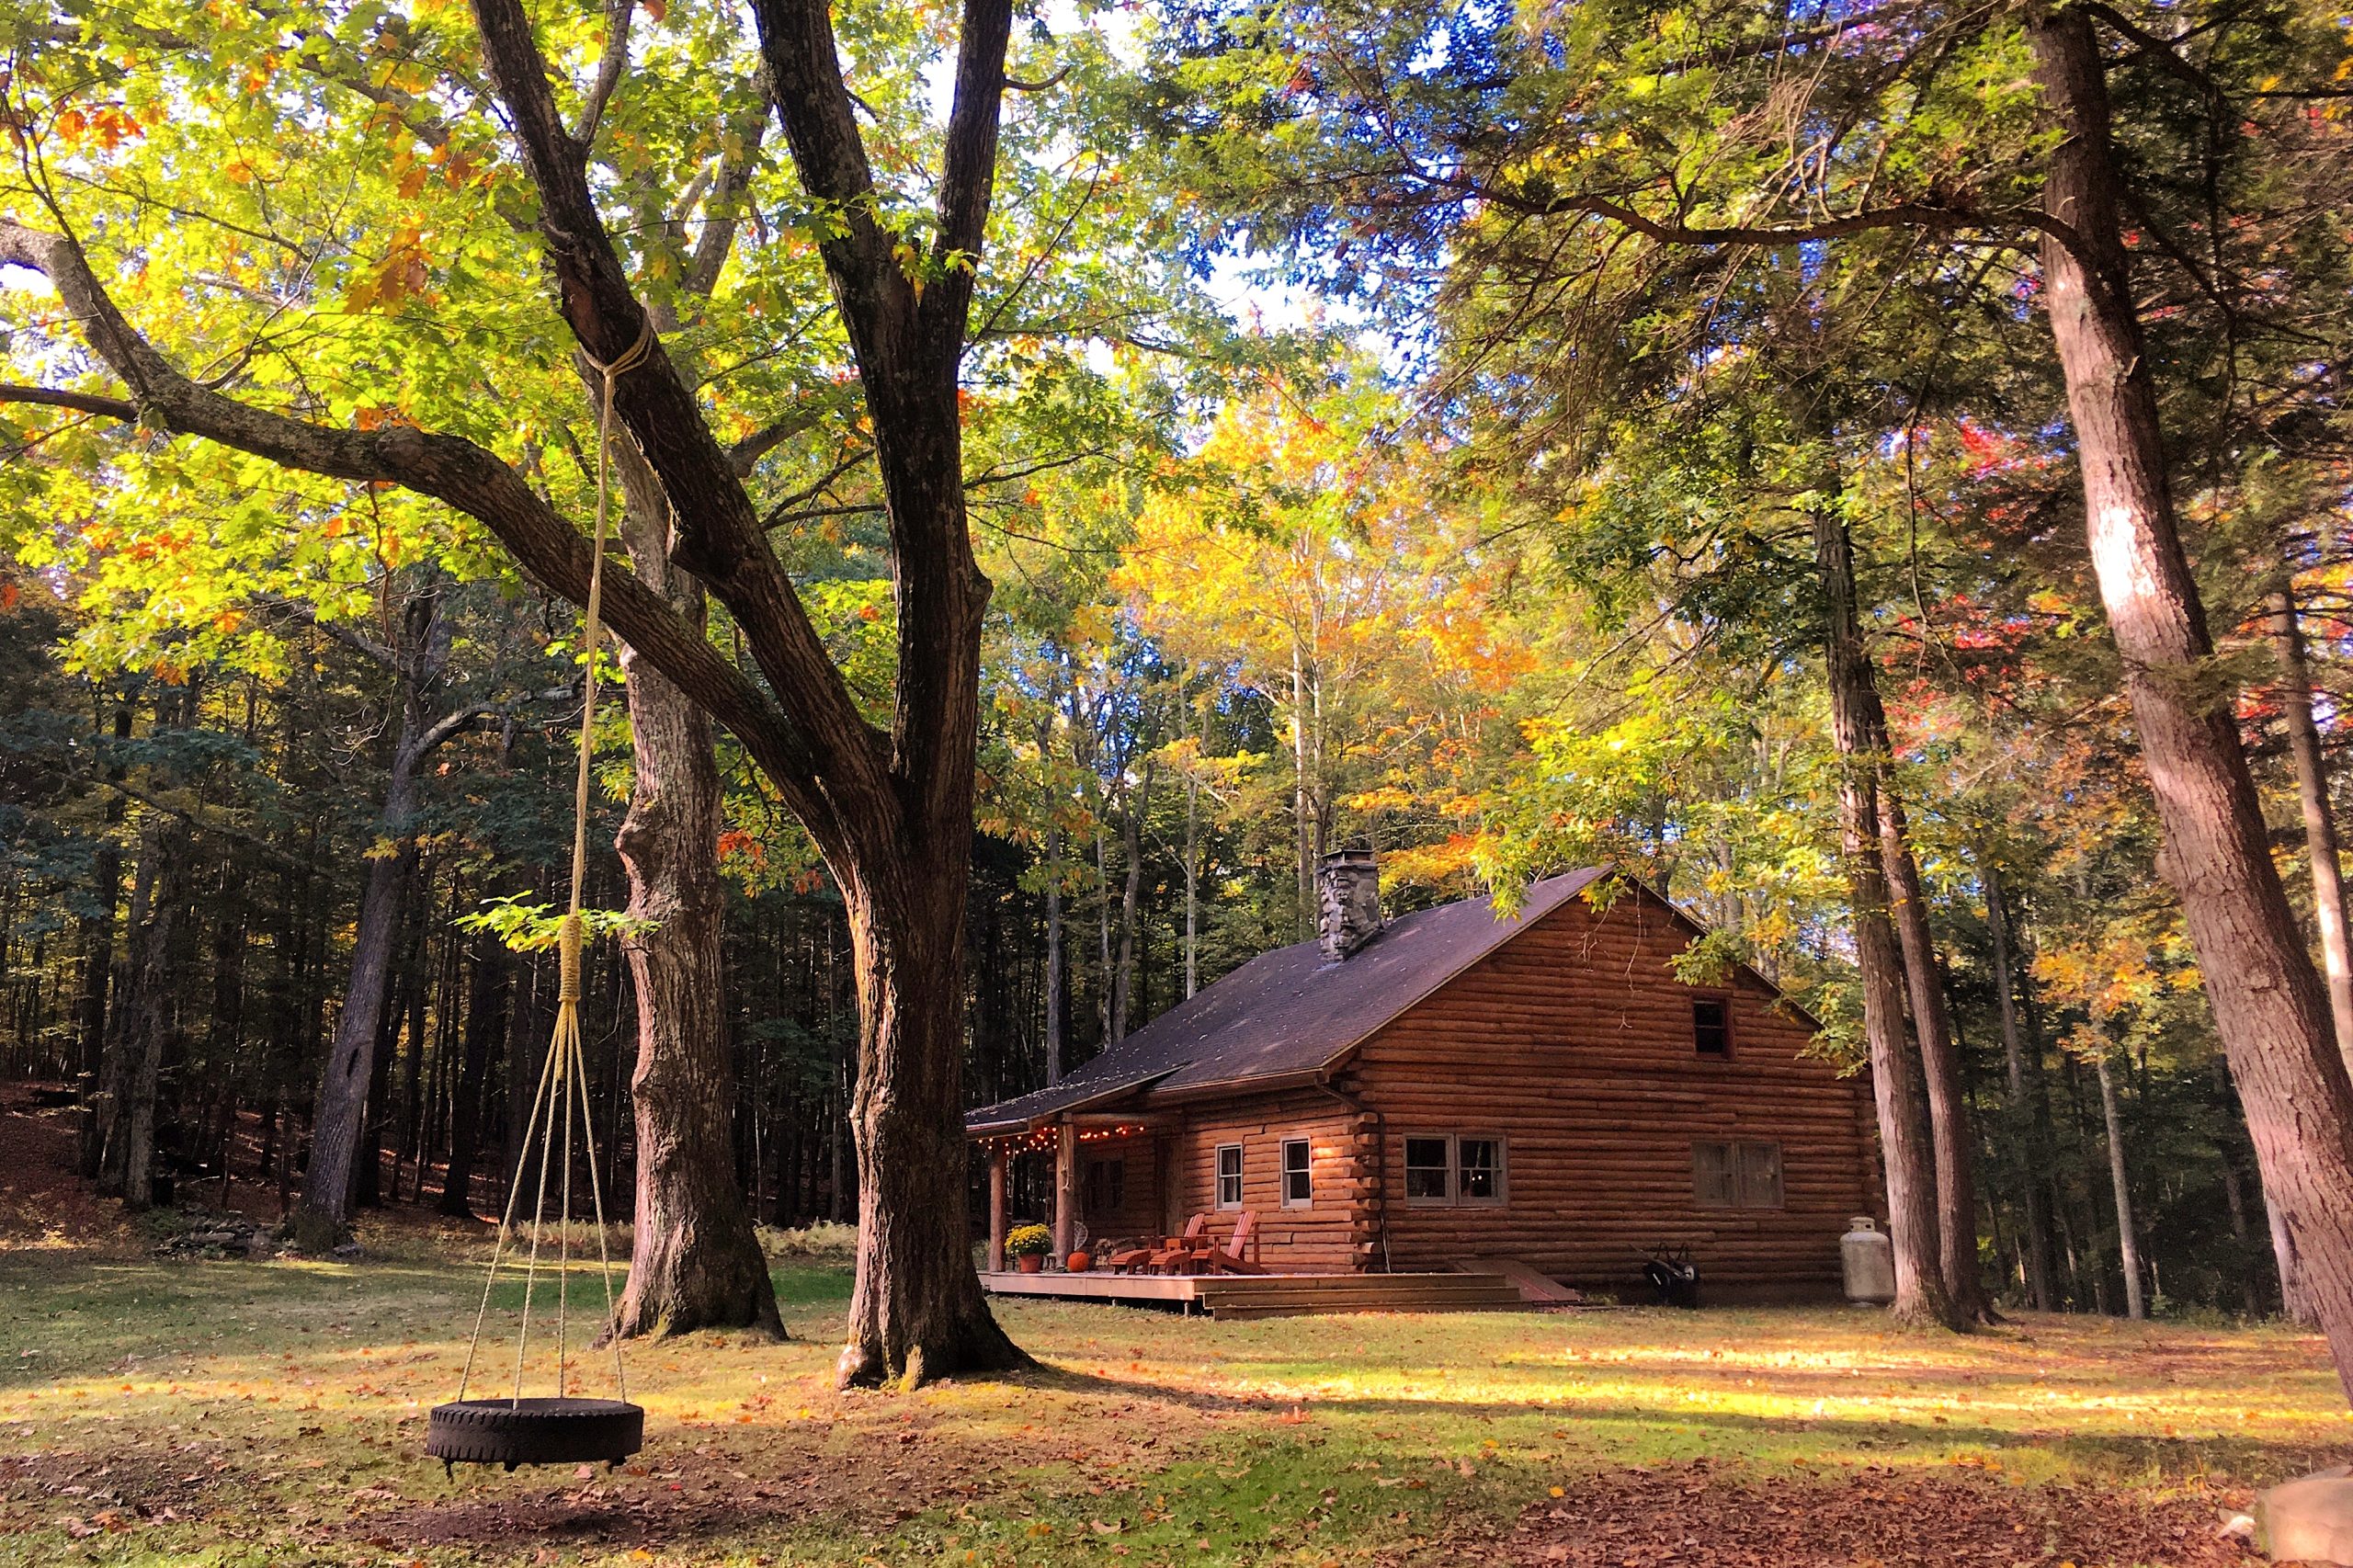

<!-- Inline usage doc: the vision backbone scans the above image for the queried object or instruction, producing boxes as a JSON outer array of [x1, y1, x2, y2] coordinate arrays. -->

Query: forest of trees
[[2, 0, 2352, 1389]]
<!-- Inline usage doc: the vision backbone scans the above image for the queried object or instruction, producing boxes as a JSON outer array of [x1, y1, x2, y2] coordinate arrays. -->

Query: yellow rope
[[451, 315, 655, 1414]]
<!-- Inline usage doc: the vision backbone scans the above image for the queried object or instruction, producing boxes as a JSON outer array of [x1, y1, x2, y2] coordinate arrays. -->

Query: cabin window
[[1693, 1140, 1783, 1209], [1215, 1142, 1245, 1209], [1736, 1141, 1784, 1208], [1404, 1137, 1452, 1202], [1280, 1139, 1313, 1208], [1083, 1156, 1125, 1216], [1458, 1137, 1505, 1205], [1404, 1134, 1508, 1207], [1692, 995, 1733, 1057]]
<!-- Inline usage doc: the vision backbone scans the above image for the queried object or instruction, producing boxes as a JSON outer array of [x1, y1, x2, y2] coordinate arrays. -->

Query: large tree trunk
[[835, 870, 1026, 1389], [1876, 793, 1993, 1320], [2269, 584, 2353, 1076], [293, 765, 419, 1249], [1813, 500, 1960, 1330], [2030, 6, 2353, 1396], [1984, 863, 2060, 1312], [2092, 1049, 2146, 1320], [605, 471, 783, 1340]]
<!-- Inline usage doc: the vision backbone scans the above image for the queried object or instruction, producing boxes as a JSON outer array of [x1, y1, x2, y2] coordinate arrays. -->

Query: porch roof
[[965, 867, 1608, 1138]]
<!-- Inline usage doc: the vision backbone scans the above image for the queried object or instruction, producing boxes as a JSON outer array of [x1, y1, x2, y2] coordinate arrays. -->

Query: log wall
[[1158, 1088, 1362, 1271], [1342, 887, 1876, 1301], [1057, 1131, 1165, 1249]]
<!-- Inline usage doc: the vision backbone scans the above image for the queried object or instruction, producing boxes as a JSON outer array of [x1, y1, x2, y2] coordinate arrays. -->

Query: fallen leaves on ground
[[1407, 1460, 2246, 1568]]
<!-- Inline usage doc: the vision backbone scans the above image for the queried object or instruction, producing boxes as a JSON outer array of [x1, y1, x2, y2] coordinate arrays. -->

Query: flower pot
[[1067, 1251, 1093, 1274], [1016, 1254, 1044, 1274]]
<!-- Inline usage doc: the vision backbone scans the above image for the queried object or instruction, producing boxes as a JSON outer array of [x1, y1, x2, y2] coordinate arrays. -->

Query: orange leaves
[[51, 104, 143, 152], [346, 225, 433, 313], [716, 830, 769, 873]]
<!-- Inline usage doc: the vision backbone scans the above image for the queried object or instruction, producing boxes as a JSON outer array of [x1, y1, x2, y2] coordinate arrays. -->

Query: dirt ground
[[1404, 1460, 2247, 1566]]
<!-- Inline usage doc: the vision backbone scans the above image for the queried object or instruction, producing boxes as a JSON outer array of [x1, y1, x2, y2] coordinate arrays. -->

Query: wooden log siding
[[1346, 890, 1875, 1300], [1060, 1131, 1165, 1251], [1164, 1089, 1362, 1271]]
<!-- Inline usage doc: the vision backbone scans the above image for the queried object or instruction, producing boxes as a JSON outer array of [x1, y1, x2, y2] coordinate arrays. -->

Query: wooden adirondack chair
[[1115, 1214, 1205, 1273], [1199, 1210, 1267, 1276]]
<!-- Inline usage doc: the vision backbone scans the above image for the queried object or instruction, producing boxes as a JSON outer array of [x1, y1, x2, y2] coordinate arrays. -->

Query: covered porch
[[979, 1110, 1180, 1273]]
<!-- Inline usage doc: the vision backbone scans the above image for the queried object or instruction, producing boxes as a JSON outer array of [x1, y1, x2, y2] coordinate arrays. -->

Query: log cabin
[[966, 853, 1881, 1302]]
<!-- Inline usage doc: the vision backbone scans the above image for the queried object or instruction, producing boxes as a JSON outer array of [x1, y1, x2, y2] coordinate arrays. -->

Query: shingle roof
[[965, 868, 1609, 1135]]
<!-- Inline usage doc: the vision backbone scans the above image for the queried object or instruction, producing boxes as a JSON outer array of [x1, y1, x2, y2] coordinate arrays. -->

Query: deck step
[[1193, 1276, 1531, 1318], [1211, 1298, 1531, 1321]]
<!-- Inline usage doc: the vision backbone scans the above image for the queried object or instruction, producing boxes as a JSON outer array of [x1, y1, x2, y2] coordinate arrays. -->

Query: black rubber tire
[[425, 1398, 644, 1471]]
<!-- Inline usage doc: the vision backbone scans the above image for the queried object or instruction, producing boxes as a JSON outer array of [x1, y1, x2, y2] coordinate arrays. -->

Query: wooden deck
[[979, 1268, 1531, 1320]]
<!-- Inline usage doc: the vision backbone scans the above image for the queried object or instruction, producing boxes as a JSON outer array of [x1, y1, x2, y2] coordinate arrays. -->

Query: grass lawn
[[2, 1222, 2347, 1568]]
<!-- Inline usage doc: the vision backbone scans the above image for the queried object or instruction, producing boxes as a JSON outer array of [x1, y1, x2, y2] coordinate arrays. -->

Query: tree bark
[[438, 927, 509, 1218], [1182, 690, 1199, 1000], [835, 869, 1027, 1388], [2030, 6, 2353, 1395], [1877, 791, 1994, 1320], [1984, 862, 2059, 1312], [1043, 813, 1065, 1085], [1108, 759, 1155, 1043], [606, 448, 783, 1341], [1813, 500, 1960, 1330], [2092, 1048, 2145, 1319], [95, 804, 190, 1209], [74, 699, 132, 1181], [2269, 584, 2353, 1077], [293, 577, 447, 1249]]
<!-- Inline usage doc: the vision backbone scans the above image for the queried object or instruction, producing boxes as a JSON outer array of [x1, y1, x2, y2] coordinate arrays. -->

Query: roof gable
[[967, 867, 1610, 1133]]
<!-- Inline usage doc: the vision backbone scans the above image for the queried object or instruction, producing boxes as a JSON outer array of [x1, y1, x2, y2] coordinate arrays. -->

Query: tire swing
[[426, 325, 654, 1476]]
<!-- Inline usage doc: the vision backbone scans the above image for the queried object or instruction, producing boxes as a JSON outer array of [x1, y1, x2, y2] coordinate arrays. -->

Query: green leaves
[[454, 892, 658, 953]]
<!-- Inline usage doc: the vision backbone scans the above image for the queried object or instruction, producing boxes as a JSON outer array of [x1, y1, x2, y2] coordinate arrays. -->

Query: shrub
[[758, 1221, 858, 1264]]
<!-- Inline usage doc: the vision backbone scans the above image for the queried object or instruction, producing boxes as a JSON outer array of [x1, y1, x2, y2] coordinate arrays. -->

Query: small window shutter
[[1692, 1142, 1735, 1207], [1736, 1142, 1783, 1209]]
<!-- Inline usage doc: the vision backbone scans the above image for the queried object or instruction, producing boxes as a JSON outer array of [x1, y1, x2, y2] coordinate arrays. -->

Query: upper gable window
[[1692, 996, 1733, 1057]]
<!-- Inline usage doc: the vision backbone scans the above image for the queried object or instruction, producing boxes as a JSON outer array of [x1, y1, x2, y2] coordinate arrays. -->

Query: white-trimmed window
[[1403, 1134, 1508, 1207], [1215, 1142, 1245, 1209], [1693, 1140, 1784, 1210], [1280, 1139, 1313, 1209]]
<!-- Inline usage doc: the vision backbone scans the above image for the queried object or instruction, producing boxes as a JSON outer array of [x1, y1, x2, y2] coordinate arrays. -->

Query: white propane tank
[[1842, 1215, 1897, 1305]]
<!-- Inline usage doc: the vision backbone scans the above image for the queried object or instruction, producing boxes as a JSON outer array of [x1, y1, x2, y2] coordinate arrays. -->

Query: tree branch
[[728, 401, 833, 476], [573, 0, 637, 148], [0, 383, 139, 420], [467, 0, 895, 832], [0, 215, 819, 803]]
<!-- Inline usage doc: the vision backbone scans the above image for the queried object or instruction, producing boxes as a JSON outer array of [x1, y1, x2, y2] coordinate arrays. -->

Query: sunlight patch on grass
[[0, 1256, 2343, 1566]]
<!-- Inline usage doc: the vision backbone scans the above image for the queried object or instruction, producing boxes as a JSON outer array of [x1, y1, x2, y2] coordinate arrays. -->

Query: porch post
[[987, 1142, 1008, 1273], [1053, 1119, 1077, 1262]]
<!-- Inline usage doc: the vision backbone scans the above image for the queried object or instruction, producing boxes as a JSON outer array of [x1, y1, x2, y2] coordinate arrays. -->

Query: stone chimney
[[1317, 847, 1383, 960]]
